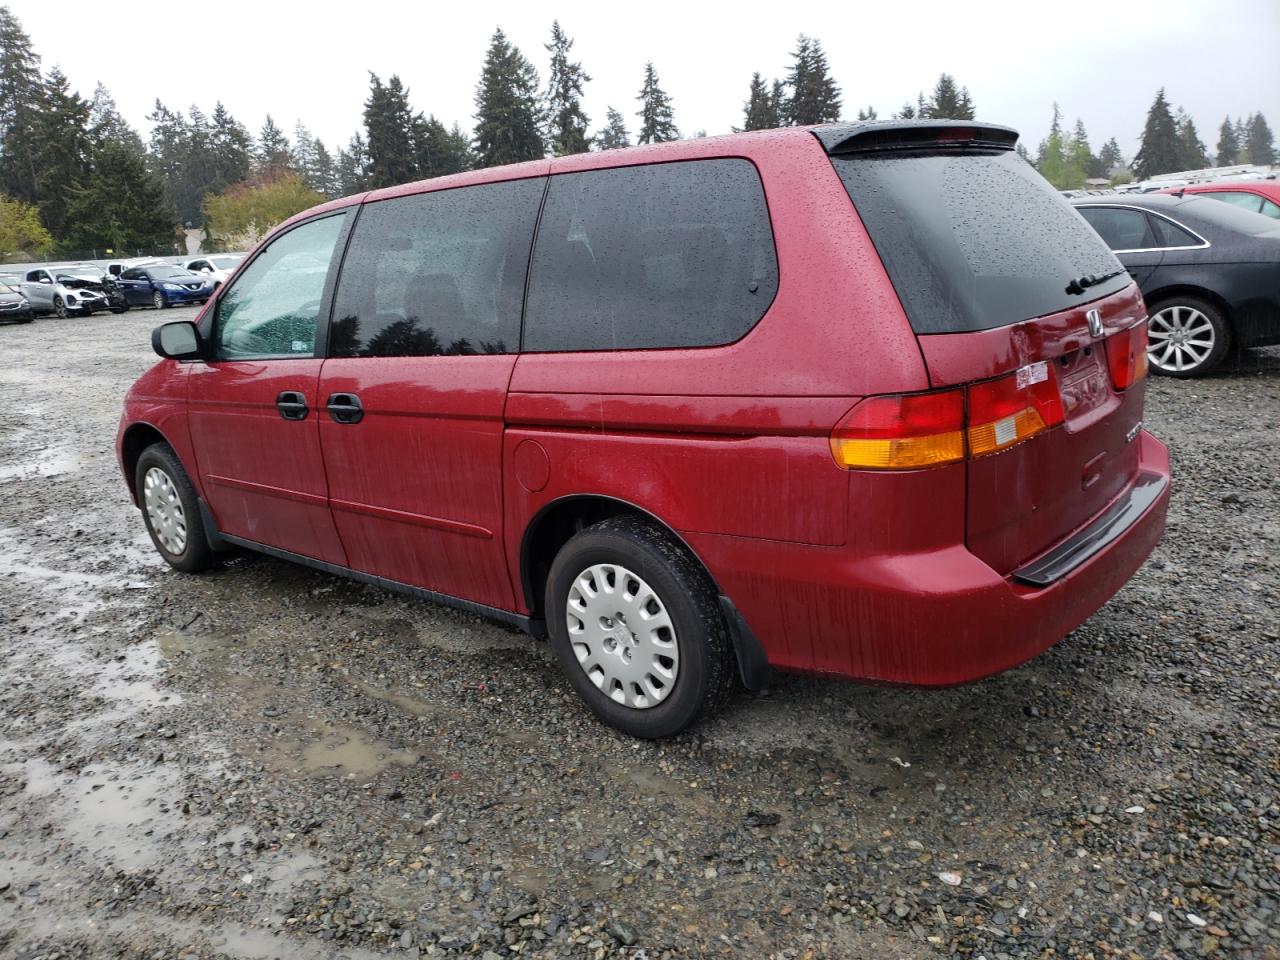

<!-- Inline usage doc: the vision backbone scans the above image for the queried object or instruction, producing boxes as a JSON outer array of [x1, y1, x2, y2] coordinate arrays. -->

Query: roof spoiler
[[812, 120, 1019, 155]]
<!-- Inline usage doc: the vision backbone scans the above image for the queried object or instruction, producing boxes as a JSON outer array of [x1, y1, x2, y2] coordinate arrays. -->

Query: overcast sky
[[10, 0, 1280, 163]]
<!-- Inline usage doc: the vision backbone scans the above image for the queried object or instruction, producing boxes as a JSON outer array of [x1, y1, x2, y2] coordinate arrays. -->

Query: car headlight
[[163, 283, 183, 291]]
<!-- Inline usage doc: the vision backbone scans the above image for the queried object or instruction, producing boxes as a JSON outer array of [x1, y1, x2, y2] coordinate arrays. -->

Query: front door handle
[[326, 393, 363, 424], [275, 390, 308, 421]]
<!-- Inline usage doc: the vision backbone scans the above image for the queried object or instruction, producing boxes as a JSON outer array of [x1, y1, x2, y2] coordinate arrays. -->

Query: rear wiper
[[1065, 269, 1124, 296]]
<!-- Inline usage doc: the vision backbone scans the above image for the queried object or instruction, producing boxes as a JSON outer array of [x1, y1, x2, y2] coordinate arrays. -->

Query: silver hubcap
[[1148, 305, 1215, 373], [143, 466, 187, 554], [566, 563, 679, 709]]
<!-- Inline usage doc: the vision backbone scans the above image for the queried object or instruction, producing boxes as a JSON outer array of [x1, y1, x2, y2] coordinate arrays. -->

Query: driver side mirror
[[152, 321, 204, 361], [38, 277, 51, 284]]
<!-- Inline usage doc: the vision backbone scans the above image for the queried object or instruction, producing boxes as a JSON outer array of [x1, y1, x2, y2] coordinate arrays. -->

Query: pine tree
[[1097, 137, 1123, 175], [856, 106, 878, 121], [209, 102, 252, 193], [1066, 118, 1098, 180], [32, 67, 92, 241], [473, 28, 544, 168], [1235, 116, 1249, 155], [414, 114, 472, 178], [292, 122, 318, 188], [364, 73, 420, 188], [544, 20, 591, 155], [1036, 104, 1084, 190], [1215, 117, 1238, 166], [336, 133, 370, 196], [67, 138, 172, 251], [87, 83, 144, 156], [256, 115, 292, 176], [894, 101, 917, 120], [146, 100, 188, 221], [0, 5, 43, 206], [596, 107, 630, 150], [1015, 142, 1032, 164], [769, 80, 787, 125], [1246, 113, 1275, 165], [1174, 109, 1209, 170], [635, 61, 678, 143], [743, 72, 780, 131], [784, 35, 841, 125], [922, 73, 975, 120], [311, 139, 337, 198], [1132, 88, 1180, 179]]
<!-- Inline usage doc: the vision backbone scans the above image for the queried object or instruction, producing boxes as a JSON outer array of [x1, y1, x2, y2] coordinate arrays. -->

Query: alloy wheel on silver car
[[1148, 304, 1215, 374], [143, 466, 187, 555], [565, 562, 679, 709]]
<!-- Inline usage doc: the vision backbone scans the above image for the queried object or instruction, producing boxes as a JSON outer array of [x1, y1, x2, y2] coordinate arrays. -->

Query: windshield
[[1176, 196, 1280, 236], [209, 256, 242, 269], [0, 283, 19, 295], [149, 268, 196, 280], [55, 274, 102, 287], [830, 149, 1128, 334]]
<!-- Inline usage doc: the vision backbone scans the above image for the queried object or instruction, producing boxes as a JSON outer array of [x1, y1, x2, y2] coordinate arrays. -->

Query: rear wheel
[[545, 517, 732, 738], [153, 290, 167, 310], [135, 443, 218, 573], [1147, 297, 1229, 378]]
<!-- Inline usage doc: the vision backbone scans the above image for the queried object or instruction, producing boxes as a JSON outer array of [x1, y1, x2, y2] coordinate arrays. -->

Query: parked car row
[[1, 254, 243, 319]]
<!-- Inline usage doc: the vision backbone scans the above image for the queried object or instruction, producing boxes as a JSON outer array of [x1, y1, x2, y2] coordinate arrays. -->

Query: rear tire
[[153, 290, 167, 310], [545, 516, 732, 738], [135, 443, 217, 573], [1146, 296, 1230, 378]]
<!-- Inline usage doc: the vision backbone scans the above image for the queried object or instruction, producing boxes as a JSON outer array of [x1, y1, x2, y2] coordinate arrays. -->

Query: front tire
[[53, 296, 68, 319], [1147, 296, 1230, 378], [153, 290, 167, 310], [545, 517, 732, 738], [135, 443, 218, 573]]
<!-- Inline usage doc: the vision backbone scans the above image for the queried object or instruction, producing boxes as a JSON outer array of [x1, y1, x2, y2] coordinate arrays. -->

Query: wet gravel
[[0, 307, 1277, 960]]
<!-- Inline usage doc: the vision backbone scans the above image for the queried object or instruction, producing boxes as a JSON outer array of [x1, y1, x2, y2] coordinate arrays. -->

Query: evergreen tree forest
[[0, 2, 1273, 257]]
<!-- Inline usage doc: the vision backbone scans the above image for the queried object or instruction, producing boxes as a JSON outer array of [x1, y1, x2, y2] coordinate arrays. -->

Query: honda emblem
[[1086, 308, 1103, 338]]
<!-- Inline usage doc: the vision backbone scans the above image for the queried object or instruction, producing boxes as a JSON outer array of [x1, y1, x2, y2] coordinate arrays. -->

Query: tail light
[[967, 362, 1065, 457], [829, 389, 965, 469], [830, 362, 1067, 471], [1106, 320, 1149, 390]]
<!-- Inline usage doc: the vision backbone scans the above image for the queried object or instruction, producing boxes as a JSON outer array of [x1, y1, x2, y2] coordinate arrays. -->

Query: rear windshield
[[831, 150, 1128, 334]]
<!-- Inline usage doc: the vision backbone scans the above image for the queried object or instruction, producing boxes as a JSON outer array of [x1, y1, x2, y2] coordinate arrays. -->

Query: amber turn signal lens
[[829, 391, 966, 470], [1106, 319, 1149, 390], [966, 362, 1065, 458]]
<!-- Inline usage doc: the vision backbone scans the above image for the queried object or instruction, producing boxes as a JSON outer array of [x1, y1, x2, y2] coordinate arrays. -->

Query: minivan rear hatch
[[821, 121, 1151, 577]]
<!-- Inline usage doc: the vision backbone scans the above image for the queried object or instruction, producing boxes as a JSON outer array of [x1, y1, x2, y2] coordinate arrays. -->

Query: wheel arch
[[519, 495, 722, 621], [1144, 284, 1234, 332], [120, 421, 178, 504]]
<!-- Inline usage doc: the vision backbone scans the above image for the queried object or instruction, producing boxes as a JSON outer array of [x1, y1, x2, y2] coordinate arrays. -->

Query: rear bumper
[[686, 429, 1170, 686]]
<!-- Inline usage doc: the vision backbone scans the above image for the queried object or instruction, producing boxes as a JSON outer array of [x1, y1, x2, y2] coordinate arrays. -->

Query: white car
[[20, 267, 113, 317], [183, 255, 244, 289]]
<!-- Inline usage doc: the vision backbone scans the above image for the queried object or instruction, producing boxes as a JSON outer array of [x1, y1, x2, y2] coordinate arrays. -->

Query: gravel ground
[[0, 307, 1277, 960]]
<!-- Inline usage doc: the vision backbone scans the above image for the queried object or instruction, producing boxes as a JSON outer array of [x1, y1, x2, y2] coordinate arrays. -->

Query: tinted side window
[[215, 213, 346, 360], [524, 159, 778, 352], [1079, 207, 1155, 251], [1150, 215, 1202, 248], [121, 269, 142, 281], [330, 177, 544, 358]]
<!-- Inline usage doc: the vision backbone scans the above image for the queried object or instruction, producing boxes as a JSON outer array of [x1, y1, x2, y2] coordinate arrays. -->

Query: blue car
[[117, 265, 214, 309]]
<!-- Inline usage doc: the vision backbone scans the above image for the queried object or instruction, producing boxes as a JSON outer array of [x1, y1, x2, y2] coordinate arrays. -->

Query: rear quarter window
[[831, 149, 1127, 334], [523, 158, 778, 352]]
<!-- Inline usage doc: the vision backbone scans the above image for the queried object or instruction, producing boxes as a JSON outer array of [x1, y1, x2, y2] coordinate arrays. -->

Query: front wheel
[[1147, 297, 1230, 378], [135, 443, 218, 573], [545, 517, 733, 738], [153, 290, 167, 310], [53, 296, 68, 319]]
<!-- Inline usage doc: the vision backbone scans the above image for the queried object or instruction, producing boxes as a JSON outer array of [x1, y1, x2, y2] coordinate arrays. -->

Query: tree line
[[1, 2, 1276, 258]]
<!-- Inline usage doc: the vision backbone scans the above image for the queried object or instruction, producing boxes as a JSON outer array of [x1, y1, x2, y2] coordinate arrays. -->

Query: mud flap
[[718, 595, 773, 692]]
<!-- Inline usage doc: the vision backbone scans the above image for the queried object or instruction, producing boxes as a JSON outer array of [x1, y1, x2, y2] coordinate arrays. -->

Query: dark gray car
[[0, 281, 34, 324], [1072, 194, 1280, 376]]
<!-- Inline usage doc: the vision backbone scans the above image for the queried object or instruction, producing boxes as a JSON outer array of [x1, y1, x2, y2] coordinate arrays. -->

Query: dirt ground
[[0, 307, 1276, 960]]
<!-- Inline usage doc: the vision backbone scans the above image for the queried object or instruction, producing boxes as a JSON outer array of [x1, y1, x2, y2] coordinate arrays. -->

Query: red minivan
[[120, 121, 1170, 738]]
